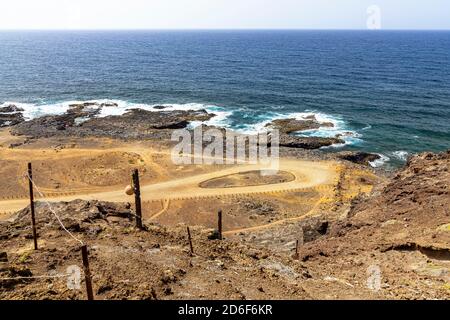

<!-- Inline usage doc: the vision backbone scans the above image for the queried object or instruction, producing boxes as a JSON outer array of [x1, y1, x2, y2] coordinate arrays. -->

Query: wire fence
[[0, 171, 87, 292], [1, 167, 157, 298], [24, 172, 84, 246], [1, 166, 304, 297]]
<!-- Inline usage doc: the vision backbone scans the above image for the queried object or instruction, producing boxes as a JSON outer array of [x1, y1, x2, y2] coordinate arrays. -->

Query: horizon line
[[1, 28, 450, 32]]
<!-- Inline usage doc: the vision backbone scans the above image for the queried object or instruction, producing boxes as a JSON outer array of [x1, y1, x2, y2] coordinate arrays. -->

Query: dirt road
[[0, 159, 339, 214]]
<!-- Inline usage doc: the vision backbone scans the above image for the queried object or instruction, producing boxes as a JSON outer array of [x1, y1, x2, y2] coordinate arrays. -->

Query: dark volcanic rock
[[67, 104, 102, 118], [266, 116, 334, 134], [301, 218, 329, 243], [11, 105, 95, 136], [278, 134, 344, 149], [101, 102, 119, 107], [68, 101, 118, 108], [336, 151, 381, 166], [263, 115, 342, 149], [0, 104, 24, 113], [11, 108, 215, 140], [0, 104, 25, 127], [0, 112, 25, 127], [10, 103, 104, 134], [80, 108, 214, 133]]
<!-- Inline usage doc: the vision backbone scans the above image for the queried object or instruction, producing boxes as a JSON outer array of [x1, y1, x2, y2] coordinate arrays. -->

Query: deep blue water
[[0, 30, 449, 167]]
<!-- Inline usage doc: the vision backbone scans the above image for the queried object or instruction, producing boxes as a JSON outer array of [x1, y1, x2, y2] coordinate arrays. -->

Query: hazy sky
[[0, 0, 449, 30]]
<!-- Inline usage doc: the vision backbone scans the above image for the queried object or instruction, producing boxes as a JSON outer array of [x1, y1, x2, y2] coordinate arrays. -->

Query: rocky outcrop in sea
[[11, 105, 215, 140], [6, 103, 351, 150], [0, 104, 25, 128]]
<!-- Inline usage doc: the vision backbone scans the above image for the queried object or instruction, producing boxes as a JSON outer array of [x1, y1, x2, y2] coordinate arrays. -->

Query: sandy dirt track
[[0, 159, 339, 214]]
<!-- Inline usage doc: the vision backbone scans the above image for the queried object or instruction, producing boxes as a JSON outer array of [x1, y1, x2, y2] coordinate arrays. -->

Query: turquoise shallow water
[[0, 30, 449, 168]]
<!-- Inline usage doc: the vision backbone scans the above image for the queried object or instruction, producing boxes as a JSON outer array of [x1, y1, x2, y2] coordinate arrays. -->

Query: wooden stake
[[218, 210, 223, 240], [187, 226, 194, 255], [27, 163, 38, 250], [295, 239, 299, 257], [81, 245, 94, 300], [132, 169, 143, 229]]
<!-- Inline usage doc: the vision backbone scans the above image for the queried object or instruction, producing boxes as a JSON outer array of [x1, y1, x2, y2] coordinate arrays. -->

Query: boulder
[[266, 116, 334, 134], [278, 134, 344, 149], [263, 115, 343, 149], [100, 102, 118, 107], [301, 219, 329, 243], [68, 101, 118, 109], [336, 151, 381, 166], [0, 104, 24, 113], [0, 112, 25, 127]]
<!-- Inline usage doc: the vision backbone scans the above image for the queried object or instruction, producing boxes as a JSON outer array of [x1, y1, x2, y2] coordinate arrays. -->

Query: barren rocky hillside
[[297, 150, 450, 299], [1, 151, 449, 300]]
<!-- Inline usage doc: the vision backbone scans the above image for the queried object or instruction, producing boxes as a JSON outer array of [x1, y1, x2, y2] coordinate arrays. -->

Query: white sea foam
[[294, 112, 363, 147], [235, 116, 280, 135], [0, 100, 233, 128], [189, 105, 234, 129], [233, 110, 362, 146], [0, 101, 68, 120], [95, 100, 214, 118], [369, 154, 390, 168], [1, 100, 363, 148], [390, 150, 409, 162]]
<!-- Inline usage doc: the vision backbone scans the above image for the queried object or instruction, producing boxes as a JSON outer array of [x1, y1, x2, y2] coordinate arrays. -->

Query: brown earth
[[199, 170, 296, 189], [0, 126, 448, 300]]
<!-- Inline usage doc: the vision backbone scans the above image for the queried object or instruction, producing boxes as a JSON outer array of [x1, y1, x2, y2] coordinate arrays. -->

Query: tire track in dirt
[[0, 160, 339, 216], [223, 196, 327, 235]]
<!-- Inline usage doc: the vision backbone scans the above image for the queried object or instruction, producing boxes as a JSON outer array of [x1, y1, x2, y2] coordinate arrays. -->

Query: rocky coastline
[[0, 104, 25, 128], [3, 102, 381, 165]]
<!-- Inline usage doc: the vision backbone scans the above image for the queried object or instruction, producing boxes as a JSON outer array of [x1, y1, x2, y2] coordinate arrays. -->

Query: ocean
[[0, 30, 449, 168]]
